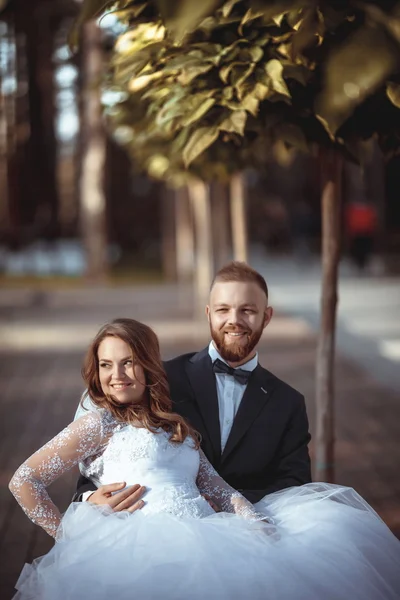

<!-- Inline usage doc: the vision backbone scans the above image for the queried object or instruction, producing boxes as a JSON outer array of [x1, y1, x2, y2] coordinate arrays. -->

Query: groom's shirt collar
[[208, 341, 258, 372]]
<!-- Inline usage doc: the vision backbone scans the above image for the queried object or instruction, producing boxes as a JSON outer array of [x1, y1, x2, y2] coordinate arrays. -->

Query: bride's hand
[[88, 482, 146, 513]]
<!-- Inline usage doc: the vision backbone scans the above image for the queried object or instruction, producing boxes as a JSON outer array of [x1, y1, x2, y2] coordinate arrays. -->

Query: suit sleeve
[[241, 394, 312, 503], [72, 474, 97, 502]]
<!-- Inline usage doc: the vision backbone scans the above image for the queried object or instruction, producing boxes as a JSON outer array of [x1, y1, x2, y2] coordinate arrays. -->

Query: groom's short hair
[[211, 261, 268, 300]]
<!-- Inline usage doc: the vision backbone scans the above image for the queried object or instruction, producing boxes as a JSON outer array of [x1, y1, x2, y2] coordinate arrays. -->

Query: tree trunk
[[175, 185, 195, 283], [79, 21, 108, 281], [189, 179, 213, 319], [0, 19, 22, 246], [314, 151, 343, 483], [210, 180, 230, 269], [25, 5, 59, 241], [0, 25, 12, 240], [230, 172, 248, 262], [366, 141, 386, 270], [161, 185, 177, 281]]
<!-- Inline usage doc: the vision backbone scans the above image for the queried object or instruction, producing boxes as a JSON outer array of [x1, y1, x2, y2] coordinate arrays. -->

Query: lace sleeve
[[196, 450, 267, 522], [9, 412, 104, 538]]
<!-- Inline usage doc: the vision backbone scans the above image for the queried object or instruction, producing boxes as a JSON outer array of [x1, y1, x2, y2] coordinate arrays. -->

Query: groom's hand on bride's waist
[[202, 494, 221, 513], [87, 482, 146, 513]]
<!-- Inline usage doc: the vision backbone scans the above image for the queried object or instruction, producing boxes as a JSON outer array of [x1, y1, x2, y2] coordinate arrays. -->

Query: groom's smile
[[224, 328, 250, 343]]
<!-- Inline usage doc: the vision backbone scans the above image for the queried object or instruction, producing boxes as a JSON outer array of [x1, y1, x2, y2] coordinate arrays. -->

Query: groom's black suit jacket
[[75, 347, 311, 503]]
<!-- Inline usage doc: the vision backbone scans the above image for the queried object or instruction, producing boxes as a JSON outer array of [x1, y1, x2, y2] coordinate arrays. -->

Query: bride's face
[[98, 336, 147, 405]]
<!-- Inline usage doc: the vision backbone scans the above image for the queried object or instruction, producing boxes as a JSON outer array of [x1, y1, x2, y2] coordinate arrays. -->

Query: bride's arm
[[9, 412, 104, 538], [196, 450, 270, 522]]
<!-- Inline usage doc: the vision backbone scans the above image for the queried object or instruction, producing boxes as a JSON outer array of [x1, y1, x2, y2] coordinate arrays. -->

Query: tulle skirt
[[14, 483, 400, 600]]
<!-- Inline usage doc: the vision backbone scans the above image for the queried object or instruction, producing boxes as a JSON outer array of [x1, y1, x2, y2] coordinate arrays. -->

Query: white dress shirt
[[208, 341, 258, 452]]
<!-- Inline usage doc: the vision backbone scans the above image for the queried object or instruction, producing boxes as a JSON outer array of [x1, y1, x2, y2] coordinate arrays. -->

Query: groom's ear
[[205, 305, 211, 320], [263, 306, 273, 328]]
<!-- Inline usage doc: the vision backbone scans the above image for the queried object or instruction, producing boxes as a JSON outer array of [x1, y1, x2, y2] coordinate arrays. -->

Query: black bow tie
[[212, 358, 251, 385]]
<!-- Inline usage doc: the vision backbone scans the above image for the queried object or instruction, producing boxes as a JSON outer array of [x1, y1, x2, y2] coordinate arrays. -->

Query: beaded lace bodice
[[9, 411, 263, 538]]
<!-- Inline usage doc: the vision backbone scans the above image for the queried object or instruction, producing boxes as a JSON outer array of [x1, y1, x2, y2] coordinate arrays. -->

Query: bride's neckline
[[103, 410, 166, 434], [119, 420, 164, 433]]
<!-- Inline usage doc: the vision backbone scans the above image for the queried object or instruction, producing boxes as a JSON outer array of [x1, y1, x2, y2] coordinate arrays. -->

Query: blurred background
[[0, 0, 400, 598]]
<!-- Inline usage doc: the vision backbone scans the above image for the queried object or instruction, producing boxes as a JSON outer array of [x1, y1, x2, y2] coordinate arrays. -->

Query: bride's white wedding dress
[[10, 410, 400, 600]]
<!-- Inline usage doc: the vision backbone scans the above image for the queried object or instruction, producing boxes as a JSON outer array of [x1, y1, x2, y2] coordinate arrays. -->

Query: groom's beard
[[210, 322, 264, 363]]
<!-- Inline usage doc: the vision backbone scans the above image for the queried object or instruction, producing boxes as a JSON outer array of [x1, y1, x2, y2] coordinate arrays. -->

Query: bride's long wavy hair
[[82, 318, 200, 447]]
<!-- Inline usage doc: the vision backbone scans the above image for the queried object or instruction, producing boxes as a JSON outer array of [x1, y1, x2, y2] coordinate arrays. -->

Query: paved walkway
[[0, 283, 399, 599]]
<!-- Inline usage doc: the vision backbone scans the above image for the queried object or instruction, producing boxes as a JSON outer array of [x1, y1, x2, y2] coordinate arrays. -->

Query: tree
[[230, 172, 248, 262], [74, 0, 400, 481], [80, 20, 108, 281]]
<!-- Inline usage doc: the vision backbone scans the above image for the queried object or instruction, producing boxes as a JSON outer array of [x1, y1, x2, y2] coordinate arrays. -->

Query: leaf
[[115, 58, 153, 85], [282, 63, 311, 86], [287, 8, 303, 29], [290, 9, 322, 60], [178, 63, 214, 85], [240, 95, 260, 116], [219, 110, 247, 136], [265, 59, 290, 96], [219, 62, 244, 84], [220, 39, 250, 62], [128, 71, 163, 92], [113, 40, 164, 81], [156, 0, 220, 41], [222, 86, 234, 100], [190, 42, 223, 56], [171, 127, 191, 154], [316, 26, 398, 135], [253, 82, 270, 101], [257, 0, 307, 27], [108, 3, 148, 21], [181, 97, 216, 127], [272, 13, 285, 27], [164, 54, 208, 69], [231, 63, 256, 88], [221, 0, 241, 18], [198, 16, 218, 32], [239, 9, 265, 33], [142, 84, 170, 102], [156, 91, 212, 129], [113, 29, 165, 58], [315, 115, 336, 141], [183, 127, 219, 166], [247, 46, 264, 63], [387, 82, 400, 108]]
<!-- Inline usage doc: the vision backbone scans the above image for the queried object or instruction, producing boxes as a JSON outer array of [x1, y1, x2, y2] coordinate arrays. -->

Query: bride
[[9, 318, 400, 599]]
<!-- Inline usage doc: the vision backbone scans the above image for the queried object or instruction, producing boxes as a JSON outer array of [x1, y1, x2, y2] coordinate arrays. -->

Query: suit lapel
[[185, 348, 221, 460], [221, 365, 275, 463]]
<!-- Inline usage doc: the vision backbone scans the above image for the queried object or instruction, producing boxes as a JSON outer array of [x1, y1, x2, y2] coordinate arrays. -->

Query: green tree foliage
[[74, 0, 400, 183]]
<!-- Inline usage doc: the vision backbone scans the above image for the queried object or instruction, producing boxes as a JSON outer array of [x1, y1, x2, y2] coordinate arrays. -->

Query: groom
[[74, 261, 311, 509]]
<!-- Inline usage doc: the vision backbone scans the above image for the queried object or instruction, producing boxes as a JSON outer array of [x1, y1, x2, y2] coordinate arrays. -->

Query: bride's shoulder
[[76, 408, 121, 437], [98, 409, 121, 430]]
